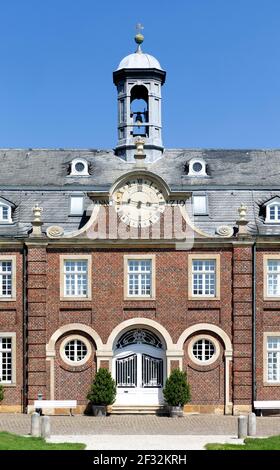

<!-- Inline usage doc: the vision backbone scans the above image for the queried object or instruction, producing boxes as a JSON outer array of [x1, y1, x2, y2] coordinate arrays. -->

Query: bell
[[135, 112, 143, 124]]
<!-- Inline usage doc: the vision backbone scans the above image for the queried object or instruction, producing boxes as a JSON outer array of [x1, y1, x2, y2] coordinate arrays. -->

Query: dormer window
[[70, 158, 89, 176], [188, 158, 207, 177], [267, 204, 280, 223], [0, 203, 12, 223], [264, 198, 280, 224], [70, 195, 84, 215], [193, 194, 208, 215]]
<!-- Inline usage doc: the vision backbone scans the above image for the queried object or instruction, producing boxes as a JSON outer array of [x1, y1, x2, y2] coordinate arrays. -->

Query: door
[[113, 327, 166, 406]]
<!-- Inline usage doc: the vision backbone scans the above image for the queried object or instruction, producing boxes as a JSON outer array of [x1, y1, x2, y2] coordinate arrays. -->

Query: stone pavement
[[47, 434, 244, 450], [1, 413, 280, 437]]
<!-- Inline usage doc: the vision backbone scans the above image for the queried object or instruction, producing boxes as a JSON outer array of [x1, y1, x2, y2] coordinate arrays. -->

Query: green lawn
[[206, 435, 280, 450], [0, 431, 86, 450]]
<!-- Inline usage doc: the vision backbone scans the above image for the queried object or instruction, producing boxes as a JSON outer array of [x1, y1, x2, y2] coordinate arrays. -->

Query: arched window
[[130, 85, 149, 137], [116, 329, 162, 349], [0, 203, 12, 223]]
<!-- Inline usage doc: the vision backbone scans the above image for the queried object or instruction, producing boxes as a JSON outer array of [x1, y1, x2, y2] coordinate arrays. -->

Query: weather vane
[[136, 23, 144, 34], [135, 23, 144, 52]]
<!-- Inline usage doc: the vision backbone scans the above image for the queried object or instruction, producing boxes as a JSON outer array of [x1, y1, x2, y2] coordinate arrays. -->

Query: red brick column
[[232, 243, 253, 415], [26, 242, 48, 410]]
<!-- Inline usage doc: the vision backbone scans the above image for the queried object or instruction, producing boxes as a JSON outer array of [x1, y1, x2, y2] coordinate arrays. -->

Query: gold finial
[[135, 23, 144, 52]]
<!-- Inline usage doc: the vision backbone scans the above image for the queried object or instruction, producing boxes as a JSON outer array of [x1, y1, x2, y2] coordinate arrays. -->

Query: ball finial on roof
[[135, 23, 144, 52]]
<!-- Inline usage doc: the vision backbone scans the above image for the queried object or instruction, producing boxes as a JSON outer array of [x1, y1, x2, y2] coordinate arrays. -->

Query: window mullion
[[75, 269, 78, 296], [74, 340, 77, 362], [202, 271, 206, 296]]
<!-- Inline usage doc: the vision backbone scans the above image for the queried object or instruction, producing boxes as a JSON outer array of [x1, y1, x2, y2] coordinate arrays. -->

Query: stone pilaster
[[26, 242, 48, 410], [232, 242, 253, 415]]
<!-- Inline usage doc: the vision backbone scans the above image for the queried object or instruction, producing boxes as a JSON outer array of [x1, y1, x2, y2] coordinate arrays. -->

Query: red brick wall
[[5, 242, 276, 413], [54, 333, 96, 405], [256, 249, 280, 400], [184, 334, 225, 405], [0, 249, 23, 409]]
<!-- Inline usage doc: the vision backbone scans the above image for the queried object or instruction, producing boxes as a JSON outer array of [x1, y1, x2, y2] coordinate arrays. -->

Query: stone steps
[[110, 405, 167, 415]]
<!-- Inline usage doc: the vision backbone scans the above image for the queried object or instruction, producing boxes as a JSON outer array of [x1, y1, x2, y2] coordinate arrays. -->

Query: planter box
[[169, 406, 183, 418], [92, 405, 107, 417]]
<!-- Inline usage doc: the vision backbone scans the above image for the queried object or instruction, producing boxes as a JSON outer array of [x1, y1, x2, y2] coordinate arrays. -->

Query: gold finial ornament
[[135, 23, 144, 52]]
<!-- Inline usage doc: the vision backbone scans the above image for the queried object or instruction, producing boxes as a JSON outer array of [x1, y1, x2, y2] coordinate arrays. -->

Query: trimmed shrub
[[87, 368, 116, 406], [163, 368, 191, 407]]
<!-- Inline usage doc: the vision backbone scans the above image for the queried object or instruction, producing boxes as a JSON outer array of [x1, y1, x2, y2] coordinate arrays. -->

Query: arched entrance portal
[[113, 328, 166, 406]]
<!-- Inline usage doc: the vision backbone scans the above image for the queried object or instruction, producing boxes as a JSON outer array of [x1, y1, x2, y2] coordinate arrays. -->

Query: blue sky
[[0, 0, 279, 149]]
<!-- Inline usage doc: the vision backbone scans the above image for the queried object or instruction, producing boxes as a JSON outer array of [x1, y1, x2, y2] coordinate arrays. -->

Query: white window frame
[[188, 334, 220, 366], [188, 254, 220, 300], [263, 333, 280, 385], [0, 256, 16, 301], [0, 333, 16, 385], [263, 255, 280, 300], [192, 194, 208, 215], [60, 255, 91, 301], [0, 203, 12, 224], [69, 194, 84, 215], [265, 202, 280, 224], [60, 335, 91, 367], [124, 255, 156, 300], [70, 158, 89, 176]]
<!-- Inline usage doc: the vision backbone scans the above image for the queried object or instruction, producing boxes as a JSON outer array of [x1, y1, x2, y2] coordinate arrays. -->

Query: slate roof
[[0, 148, 279, 238]]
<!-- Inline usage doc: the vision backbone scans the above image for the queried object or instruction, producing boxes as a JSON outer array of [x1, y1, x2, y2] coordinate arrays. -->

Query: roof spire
[[135, 23, 144, 53]]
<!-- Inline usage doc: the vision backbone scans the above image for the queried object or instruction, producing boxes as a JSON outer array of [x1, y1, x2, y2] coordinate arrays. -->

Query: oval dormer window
[[188, 158, 207, 177], [70, 158, 89, 176]]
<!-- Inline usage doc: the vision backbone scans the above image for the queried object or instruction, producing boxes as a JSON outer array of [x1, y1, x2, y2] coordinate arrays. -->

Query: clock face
[[112, 177, 166, 227]]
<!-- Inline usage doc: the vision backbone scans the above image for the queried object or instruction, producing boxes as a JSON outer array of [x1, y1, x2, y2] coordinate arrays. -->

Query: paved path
[[0, 413, 280, 437], [47, 434, 244, 450]]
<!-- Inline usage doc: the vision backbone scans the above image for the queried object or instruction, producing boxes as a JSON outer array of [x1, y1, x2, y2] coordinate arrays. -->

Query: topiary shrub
[[163, 368, 191, 407], [87, 368, 116, 406], [0, 383, 4, 403]]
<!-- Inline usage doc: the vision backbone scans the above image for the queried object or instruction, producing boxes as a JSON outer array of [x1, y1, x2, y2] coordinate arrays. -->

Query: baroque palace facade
[[1, 33, 280, 415]]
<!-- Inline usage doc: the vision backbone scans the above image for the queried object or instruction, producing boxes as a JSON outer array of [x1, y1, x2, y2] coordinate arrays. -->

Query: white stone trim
[[70, 158, 89, 176], [46, 324, 103, 400], [0, 332, 16, 385], [124, 254, 156, 300], [46, 323, 103, 356], [0, 255, 16, 301], [176, 323, 232, 353], [188, 334, 220, 366], [60, 255, 92, 301], [105, 318, 174, 351]]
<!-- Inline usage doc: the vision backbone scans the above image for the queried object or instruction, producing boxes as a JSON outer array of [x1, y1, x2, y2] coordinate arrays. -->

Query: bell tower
[[113, 25, 166, 162]]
